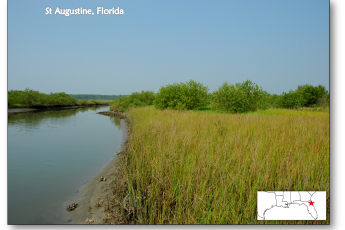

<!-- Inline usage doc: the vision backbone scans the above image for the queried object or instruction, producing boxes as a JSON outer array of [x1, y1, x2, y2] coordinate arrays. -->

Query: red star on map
[[308, 200, 315, 206]]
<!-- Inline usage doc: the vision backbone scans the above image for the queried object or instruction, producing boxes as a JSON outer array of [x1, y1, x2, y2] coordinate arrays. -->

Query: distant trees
[[8, 88, 78, 106], [8, 89, 109, 107], [268, 84, 329, 109], [109, 80, 329, 113], [70, 94, 126, 100]]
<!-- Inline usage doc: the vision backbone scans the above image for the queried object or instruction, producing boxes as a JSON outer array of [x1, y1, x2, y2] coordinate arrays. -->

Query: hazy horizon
[[8, 0, 329, 95]]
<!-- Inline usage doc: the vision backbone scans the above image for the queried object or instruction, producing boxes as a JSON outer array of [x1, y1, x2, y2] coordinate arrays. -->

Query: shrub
[[267, 94, 281, 108], [79, 99, 88, 105], [295, 84, 328, 107], [275, 84, 329, 109], [279, 90, 305, 109], [110, 90, 155, 111], [212, 80, 265, 113], [154, 80, 209, 110], [8, 88, 79, 106], [325, 92, 330, 104], [318, 92, 330, 107], [132, 90, 156, 105]]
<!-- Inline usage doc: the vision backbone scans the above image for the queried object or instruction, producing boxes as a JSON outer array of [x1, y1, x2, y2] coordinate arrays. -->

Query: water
[[8, 106, 123, 224]]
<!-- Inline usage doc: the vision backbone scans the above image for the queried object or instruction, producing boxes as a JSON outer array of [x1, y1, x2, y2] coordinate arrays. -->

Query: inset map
[[257, 191, 326, 220]]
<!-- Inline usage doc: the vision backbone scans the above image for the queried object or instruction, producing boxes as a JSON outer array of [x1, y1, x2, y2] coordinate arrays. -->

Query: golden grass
[[124, 107, 329, 224]]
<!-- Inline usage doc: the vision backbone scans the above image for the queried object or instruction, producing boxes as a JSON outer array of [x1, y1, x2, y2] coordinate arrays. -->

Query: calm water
[[8, 106, 123, 224]]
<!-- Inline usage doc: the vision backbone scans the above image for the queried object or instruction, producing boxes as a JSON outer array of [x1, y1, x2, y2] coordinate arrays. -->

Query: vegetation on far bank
[[70, 94, 127, 100], [8, 88, 109, 108]]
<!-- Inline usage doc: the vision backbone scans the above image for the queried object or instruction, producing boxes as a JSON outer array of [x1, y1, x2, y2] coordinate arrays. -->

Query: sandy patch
[[65, 111, 130, 224]]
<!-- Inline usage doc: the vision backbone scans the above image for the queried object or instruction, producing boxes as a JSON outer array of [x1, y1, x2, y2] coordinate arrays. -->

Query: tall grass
[[123, 107, 329, 224]]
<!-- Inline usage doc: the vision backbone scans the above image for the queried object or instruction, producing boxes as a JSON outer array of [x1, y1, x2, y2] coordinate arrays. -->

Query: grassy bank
[[8, 89, 109, 108], [120, 107, 329, 224]]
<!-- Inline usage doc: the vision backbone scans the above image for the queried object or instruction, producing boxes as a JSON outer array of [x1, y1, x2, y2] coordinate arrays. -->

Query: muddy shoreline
[[66, 110, 131, 224]]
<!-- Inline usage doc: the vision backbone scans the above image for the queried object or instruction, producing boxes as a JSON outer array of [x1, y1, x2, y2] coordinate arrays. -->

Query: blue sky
[[8, 0, 329, 95]]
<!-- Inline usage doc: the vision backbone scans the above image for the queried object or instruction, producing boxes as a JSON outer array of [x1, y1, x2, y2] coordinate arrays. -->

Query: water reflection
[[9, 107, 101, 126], [8, 107, 121, 134], [109, 116, 122, 130], [8, 106, 123, 224]]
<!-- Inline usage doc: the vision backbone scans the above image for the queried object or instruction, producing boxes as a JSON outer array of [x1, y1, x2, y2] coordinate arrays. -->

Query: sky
[[8, 0, 329, 95]]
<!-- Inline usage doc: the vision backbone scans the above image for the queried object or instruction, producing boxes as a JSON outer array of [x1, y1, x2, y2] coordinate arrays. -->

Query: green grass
[[251, 108, 329, 116], [121, 107, 329, 224]]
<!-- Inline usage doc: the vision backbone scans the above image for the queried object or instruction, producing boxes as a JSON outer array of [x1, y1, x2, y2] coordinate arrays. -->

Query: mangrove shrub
[[110, 90, 156, 111], [271, 84, 329, 109], [212, 80, 266, 113], [154, 80, 209, 110], [8, 88, 78, 107], [295, 84, 329, 107], [279, 90, 305, 109]]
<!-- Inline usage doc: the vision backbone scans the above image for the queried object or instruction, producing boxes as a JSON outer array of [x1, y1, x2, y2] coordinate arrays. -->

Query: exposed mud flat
[[67, 110, 131, 224], [65, 150, 124, 224], [98, 110, 127, 119]]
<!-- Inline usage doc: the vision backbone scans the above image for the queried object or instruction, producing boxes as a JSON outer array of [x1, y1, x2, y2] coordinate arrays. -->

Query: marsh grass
[[123, 107, 329, 224], [252, 108, 329, 116]]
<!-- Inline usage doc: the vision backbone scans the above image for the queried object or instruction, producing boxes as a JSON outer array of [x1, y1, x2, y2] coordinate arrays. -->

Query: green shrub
[[154, 80, 209, 110], [258, 90, 271, 110], [325, 93, 330, 105], [131, 90, 156, 105], [279, 90, 305, 109], [273, 84, 329, 109], [268, 94, 283, 108], [295, 84, 328, 107], [212, 80, 265, 113], [79, 99, 88, 105], [110, 90, 155, 111], [7, 88, 103, 107]]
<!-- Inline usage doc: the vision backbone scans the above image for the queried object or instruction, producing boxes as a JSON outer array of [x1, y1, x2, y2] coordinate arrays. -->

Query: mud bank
[[97, 110, 127, 119], [67, 110, 131, 224]]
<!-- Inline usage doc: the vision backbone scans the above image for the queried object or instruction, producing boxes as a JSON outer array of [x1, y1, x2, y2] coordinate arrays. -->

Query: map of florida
[[257, 191, 318, 220]]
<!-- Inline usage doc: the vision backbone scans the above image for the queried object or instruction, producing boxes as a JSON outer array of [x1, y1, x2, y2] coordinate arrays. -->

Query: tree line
[[69, 94, 127, 100], [8, 88, 109, 107], [111, 80, 329, 113]]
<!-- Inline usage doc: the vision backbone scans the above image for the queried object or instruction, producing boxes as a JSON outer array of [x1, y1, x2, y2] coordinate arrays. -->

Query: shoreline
[[9, 103, 110, 109], [66, 110, 130, 224], [8, 104, 110, 114]]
